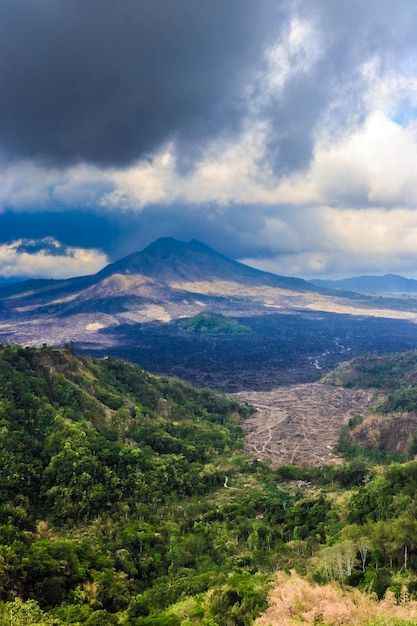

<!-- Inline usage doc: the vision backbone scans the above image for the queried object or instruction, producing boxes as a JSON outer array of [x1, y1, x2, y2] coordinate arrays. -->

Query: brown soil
[[235, 383, 374, 467]]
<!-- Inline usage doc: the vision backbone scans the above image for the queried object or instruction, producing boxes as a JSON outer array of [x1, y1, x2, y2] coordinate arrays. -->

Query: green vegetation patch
[[322, 350, 417, 392], [180, 310, 251, 335]]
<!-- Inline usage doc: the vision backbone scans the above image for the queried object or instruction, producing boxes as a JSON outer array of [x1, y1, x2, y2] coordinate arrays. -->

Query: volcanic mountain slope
[[98, 237, 315, 290], [1, 237, 316, 304], [1, 237, 417, 351]]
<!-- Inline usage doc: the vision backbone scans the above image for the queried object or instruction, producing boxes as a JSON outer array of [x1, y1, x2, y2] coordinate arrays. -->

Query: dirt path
[[234, 383, 374, 467]]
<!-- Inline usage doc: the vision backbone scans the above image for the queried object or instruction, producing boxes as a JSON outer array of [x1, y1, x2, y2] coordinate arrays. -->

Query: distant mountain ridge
[[311, 273, 417, 294]]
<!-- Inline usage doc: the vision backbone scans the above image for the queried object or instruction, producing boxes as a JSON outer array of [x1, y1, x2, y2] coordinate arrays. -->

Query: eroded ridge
[[235, 383, 373, 467]]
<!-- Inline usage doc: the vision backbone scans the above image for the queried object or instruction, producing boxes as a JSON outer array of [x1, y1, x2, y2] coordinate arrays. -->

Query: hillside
[[0, 345, 265, 623], [321, 350, 417, 399], [0, 344, 252, 516], [4, 346, 417, 623], [322, 351, 417, 460]]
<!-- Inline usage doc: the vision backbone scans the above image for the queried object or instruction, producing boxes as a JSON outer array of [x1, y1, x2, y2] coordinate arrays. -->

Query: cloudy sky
[[2, 0, 417, 281]]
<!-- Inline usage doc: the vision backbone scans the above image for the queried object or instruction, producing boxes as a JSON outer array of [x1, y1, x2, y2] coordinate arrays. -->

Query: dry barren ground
[[235, 383, 374, 467]]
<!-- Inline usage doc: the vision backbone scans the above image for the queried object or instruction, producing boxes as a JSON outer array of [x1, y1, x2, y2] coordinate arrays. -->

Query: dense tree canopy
[[2, 345, 417, 624]]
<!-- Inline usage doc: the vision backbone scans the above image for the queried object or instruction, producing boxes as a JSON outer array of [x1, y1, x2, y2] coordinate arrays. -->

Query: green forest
[[2, 346, 417, 624]]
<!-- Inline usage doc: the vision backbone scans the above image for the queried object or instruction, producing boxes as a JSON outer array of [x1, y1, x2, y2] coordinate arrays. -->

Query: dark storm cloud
[[0, 0, 282, 167], [103, 202, 289, 263], [1, 0, 416, 175], [2, 1, 417, 281]]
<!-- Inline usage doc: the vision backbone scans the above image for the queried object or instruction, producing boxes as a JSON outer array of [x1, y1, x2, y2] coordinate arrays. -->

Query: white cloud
[[0, 160, 110, 212], [241, 206, 417, 279], [2, 16, 417, 221], [312, 111, 417, 208], [0, 239, 108, 279], [97, 97, 417, 214], [262, 16, 322, 97]]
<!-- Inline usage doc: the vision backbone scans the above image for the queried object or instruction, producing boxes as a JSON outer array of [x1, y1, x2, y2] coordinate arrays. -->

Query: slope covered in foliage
[[4, 346, 417, 624], [321, 351, 417, 462], [321, 350, 417, 404], [0, 344, 257, 518], [0, 345, 265, 623]]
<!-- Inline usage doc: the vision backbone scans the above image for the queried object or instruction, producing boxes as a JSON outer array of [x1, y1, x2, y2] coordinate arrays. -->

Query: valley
[[3, 238, 417, 370], [3, 238, 417, 478], [86, 310, 417, 391], [80, 309, 417, 469], [2, 343, 417, 624]]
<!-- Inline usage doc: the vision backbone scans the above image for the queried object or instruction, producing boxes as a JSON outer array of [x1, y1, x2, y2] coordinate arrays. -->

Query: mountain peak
[[142, 237, 211, 257], [102, 237, 232, 282], [99, 237, 315, 291]]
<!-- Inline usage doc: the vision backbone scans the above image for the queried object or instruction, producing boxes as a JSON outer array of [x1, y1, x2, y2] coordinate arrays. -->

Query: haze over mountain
[[311, 274, 417, 294]]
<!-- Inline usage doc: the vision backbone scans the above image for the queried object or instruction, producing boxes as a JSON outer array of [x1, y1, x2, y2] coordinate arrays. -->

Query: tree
[[391, 515, 417, 570], [357, 536, 372, 572], [342, 525, 373, 572], [316, 541, 358, 581], [2, 598, 64, 625]]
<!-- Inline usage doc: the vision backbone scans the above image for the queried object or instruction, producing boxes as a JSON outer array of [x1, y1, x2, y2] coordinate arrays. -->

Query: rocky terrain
[[236, 383, 374, 467], [84, 310, 417, 393]]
